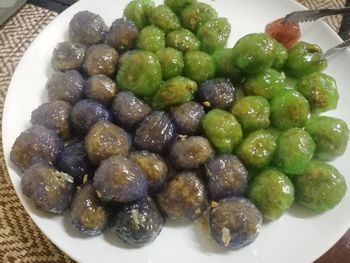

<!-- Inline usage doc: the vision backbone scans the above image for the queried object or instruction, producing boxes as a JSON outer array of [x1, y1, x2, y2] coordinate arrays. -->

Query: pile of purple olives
[[10, 0, 349, 250]]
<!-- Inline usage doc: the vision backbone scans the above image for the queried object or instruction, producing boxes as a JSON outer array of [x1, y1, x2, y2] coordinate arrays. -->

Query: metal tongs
[[283, 7, 350, 58]]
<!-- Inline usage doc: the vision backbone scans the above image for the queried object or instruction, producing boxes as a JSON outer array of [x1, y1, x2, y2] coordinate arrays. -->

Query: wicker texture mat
[[0, 1, 346, 262]]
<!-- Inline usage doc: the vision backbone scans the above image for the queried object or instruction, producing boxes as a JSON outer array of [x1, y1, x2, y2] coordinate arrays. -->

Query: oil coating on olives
[[149, 5, 181, 33], [85, 75, 118, 105], [51, 41, 86, 71], [165, 28, 201, 53]]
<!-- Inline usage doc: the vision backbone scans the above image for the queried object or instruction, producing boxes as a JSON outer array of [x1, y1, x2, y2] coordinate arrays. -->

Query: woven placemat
[[0, 1, 346, 262]]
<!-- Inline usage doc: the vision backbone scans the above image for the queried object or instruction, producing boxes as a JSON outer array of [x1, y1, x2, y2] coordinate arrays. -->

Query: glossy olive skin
[[204, 154, 248, 200], [105, 17, 139, 53], [93, 156, 148, 203], [231, 33, 275, 75], [244, 68, 287, 99], [180, 2, 218, 32], [51, 41, 86, 71], [21, 163, 74, 214], [183, 50, 216, 83], [170, 101, 204, 135], [236, 129, 277, 170], [211, 48, 242, 85], [111, 91, 151, 130], [110, 195, 164, 247], [55, 141, 94, 185], [305, 116, 349, 160], [156, 47, 184, 80], [197, 17, 231, 53], [31, 100, 72, 139], [134, 111, 176, 153], [124, 0, 155, 30], [270, 90, 310, 130], [129, 151, 168, 193], [85, 121, 131, 165], [165, 28, 201, 53], [294, 160, 346, 212], [47, 70, 85, 105], [153, 76, 198, 109], [169, 136, 213, 170], [209, 197, 262, 249], [149, 5, 181, 33], [70, 182, 108, 236], [295, 72, 339, 113], [69, 10, 107, 45], [164, 0, 197, 15], [274, 128, 316, 175], [202, 109, 242, 153], [83, 44, 119, 77], [157, 171, 208, 221], [85, 75, 117, 104], [272, 40, 288, 70], [231, 96, 270, 132], [284, 41, 327, 79], [11, 125, 63, 171], [136, 25, 165, 52], [248, 168, 294, 220], [116, 50, 162, 98], [70, 99, 112, 137], [196, 78, 236, 110]]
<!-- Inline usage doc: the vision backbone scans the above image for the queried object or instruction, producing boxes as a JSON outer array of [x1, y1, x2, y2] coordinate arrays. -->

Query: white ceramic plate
[[3, 0, 350, 262]]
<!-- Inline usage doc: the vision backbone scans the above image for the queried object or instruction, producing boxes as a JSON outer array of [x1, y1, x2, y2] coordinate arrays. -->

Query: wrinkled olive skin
[[123, 0, 155, 30], [105, 17, 139, 53], [116, 50, 162, 98], [83, 44, 119, 77], [284, 41, 327, 79], [209, 197, 262, 249], [11, 125, 63, 171], [197, 17, 231, 53], [85, 75, 117, 105], [295, 72, 339, 113], [156, 47, 184, 80], [270, 90, 310, 130], [231, 96, 270, 132], [70, 99, 112, 137], [31, 100, 72, 139], [248, 168, 294, 220], [305, 116, 349, 161], [85, 121, 131, 165], [47, 70, 85, 105], [111, 91, 151, 130], [196, 78, 236, 110], [136, 25, 165, 52], [149, 5, 181, 33], [157, 171, 208, 221], [153, 76, 198, 109], [51, 41, 86, 71], [244, 68, 287, 99], [55, 141, 94, 185], [294, 160, 346, 212], [110, 195, 164, 247], [236, 129, 277, 170], [204, 154, 248, 200], [93, 156, 148, 203], [21, 163, 74, 214], [202, 109, 242, 153], [129, 151, 168, 193], [180, 2, 218, 32], [170, 101, 204, 135], [211, 48, 242, 85], [70, 182, 108, 236], [183, 50, 216, 83], [272, 40, 288, 70], [164, 0, 197, 15], [165, 28, 201, 53], [231, 33, 275, 75], [134, 111, 176, 153], [169, 136, 213, 170], [274, 128, 316, 175], [69, 10, 107, 45]]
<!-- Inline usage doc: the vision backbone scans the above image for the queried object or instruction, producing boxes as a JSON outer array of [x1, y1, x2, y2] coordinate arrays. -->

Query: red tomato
[[265, 18, 301, 48]]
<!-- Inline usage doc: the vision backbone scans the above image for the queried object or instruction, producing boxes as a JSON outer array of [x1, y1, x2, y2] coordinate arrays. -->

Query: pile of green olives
[[10, 0, 349, 252]]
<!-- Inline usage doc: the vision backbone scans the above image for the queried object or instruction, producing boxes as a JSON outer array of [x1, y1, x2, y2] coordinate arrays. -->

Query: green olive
[[156, 47, 184, 80], [166, 28, 201, 53], [164, 0, 197, 15], [211, 48, 242, 84], [183, 50, 216, 83], [149, 5, 181, 33], [136, 25, 165, 52], [272, 40, 288, 70], [123, 0, 155, 30]]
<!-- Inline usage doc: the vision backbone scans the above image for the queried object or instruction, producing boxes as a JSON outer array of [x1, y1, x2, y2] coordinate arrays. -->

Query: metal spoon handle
[[284, 7, 350, 23], [322, 38, 350, 59]]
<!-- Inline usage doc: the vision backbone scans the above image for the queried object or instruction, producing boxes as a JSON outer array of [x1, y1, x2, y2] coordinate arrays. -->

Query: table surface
[[1, 0, 350, 262]]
